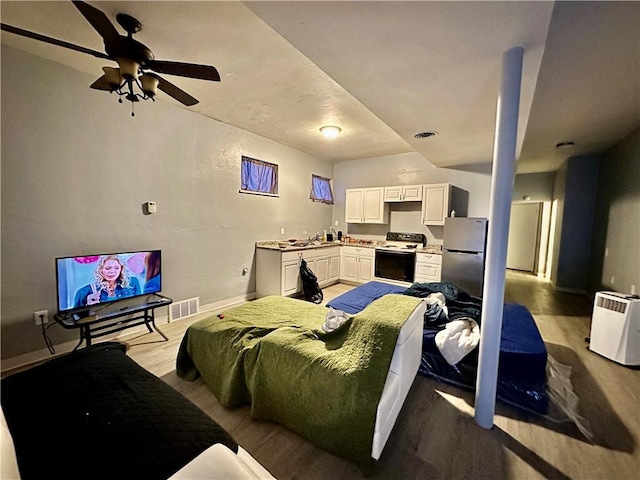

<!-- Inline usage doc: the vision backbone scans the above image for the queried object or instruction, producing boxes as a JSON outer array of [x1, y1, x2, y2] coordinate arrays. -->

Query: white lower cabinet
[[340, 246, 375, 283], [256, 246, 340, 298], [414, 253, 442, 283]]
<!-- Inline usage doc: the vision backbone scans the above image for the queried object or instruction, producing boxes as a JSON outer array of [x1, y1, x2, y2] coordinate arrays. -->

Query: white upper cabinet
[[345, 187, 389, 224], [384, 185, 423, 202], [422, 183, 450, 226]]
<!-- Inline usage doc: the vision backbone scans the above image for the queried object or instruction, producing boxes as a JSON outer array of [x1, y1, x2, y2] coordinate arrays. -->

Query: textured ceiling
[[1, 1, 638, 173]]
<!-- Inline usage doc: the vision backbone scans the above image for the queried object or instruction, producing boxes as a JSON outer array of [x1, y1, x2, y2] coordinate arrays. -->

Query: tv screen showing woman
[[56, 250, 162, 313]]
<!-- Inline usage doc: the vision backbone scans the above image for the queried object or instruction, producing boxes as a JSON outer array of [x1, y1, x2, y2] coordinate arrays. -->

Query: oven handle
[[375, 250, 416, 256]]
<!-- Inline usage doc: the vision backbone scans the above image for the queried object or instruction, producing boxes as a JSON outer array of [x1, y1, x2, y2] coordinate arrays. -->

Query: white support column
[[474, 46, 524, 429]]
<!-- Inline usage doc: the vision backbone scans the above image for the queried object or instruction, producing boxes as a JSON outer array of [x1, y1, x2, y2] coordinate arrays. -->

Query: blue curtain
[[310, 174, 334, 204], [241, 156, 278, 194]]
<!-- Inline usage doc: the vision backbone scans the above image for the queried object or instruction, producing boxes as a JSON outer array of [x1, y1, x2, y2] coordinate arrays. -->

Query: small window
[[310, 174, 334, 204], [240, 156, 278, 196]]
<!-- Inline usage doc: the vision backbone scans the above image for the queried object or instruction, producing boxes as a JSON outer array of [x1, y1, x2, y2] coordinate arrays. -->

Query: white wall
[[332, 153, 492, 244], [1, 46, 333, 359]]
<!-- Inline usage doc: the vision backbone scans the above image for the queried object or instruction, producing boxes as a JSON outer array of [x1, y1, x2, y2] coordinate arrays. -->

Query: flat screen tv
[[56, 250, 161, 314]]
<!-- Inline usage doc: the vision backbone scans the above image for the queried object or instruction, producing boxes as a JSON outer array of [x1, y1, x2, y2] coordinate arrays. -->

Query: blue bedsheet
[[326, 281, 406, 314]]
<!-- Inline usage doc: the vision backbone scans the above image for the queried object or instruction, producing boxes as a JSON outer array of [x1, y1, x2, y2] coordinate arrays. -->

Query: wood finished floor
[[119, 272, 639, 480]]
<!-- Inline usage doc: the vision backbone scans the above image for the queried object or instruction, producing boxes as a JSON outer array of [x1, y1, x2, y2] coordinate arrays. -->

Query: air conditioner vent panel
[[169, 297, 200, 322]]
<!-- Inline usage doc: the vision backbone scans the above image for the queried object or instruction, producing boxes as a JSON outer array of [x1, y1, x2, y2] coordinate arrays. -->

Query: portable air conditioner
[[589, 291, 640, 366]]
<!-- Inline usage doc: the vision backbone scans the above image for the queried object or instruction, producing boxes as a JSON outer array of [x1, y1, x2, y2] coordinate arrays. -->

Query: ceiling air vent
[[414, 131, 438, 139]]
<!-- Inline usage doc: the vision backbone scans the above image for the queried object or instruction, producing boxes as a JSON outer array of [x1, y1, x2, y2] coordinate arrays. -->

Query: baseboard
[[196, 292, 256, 315], [553, 285, 588, 295], [1, 292, 257, 375]]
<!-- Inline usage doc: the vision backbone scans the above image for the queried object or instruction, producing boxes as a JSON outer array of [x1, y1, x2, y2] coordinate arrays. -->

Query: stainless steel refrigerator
[[442, 217, 488, 297]]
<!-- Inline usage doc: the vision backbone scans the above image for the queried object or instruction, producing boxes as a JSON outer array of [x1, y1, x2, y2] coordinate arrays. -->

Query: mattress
[[420, 302, 549, 414], [328, 281, 549, 414]]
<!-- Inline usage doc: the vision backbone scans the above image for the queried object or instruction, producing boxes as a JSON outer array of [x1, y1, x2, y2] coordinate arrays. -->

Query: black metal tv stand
[[54, 293, 173, 350]]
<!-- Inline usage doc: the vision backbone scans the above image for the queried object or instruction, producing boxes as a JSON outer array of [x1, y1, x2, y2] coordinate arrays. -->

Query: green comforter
[[176, 294, 423, 471]]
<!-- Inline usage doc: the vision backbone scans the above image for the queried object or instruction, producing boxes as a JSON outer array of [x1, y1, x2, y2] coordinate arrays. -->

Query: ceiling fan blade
[[147, 60, 220, 82], [72, 1, 129, 55], [89, 75, 112, 91], [155, 74, 199, 106], [1, 23, 109, 59]]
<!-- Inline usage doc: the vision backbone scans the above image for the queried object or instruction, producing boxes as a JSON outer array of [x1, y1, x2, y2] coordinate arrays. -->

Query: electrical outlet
[[280, 227, 285, 235], [631, 284, 636, 295], [611, 276, 615, 285], [34, 309, 48, 325], [335, 220, 339, 226]]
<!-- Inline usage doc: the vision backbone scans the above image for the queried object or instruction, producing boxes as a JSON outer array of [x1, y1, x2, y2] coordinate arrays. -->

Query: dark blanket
[[403, 281, 483, 323], [1, 342, 238, 480]]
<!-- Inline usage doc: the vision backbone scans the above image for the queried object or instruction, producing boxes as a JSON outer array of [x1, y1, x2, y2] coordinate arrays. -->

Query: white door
[[359, 256, 374, 282], [345, 189, 364, 223], [507, 203, 541, 272], [282, 261, 300, 295], [315, 256, 329, 285], [363, 188, 385, 223], [422, 184, 449, 225], [341, 254, 358, 281], [329, 255, 340, 281]]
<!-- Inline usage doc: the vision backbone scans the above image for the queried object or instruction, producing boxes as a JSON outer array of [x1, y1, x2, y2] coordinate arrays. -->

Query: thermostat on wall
[[145, 201, 157, 214]]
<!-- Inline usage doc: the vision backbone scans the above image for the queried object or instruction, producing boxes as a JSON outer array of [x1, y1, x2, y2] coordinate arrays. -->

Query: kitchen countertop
[[256, 241, 346, 252], [256, 240, 442, 254]]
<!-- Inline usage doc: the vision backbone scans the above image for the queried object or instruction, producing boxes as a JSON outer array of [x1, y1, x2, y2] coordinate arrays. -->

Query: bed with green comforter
[[176, 294, 423, 472]]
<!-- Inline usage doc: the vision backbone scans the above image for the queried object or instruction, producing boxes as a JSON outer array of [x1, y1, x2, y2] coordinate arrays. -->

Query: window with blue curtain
[[240, 156, 278, 196], [310, 174, 334, 204]]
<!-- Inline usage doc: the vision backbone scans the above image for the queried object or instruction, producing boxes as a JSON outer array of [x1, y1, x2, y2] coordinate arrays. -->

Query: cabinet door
[[315, 255, 329, 286], [345, 189, 365, 223], [341, 254, 358, 281], [422, 183, 450, 225], [358, 256, 374, 282], [384, 186, 403, 202], [282, 260, 300, 296], [329, 255, 340, 282], [402, 184, 423, 201], [363, 187, 386, 223]]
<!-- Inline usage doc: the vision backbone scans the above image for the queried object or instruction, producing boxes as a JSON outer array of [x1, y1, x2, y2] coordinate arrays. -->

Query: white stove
[[374, 232, 426, 284], [375, 232, 426, 252]]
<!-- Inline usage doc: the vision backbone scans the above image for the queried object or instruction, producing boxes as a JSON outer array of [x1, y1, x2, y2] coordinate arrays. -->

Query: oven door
[[374, 249, 415, 283]]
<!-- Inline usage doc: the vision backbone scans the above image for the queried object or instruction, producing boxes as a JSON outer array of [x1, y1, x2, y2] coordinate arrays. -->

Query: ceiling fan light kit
[[0, 0, 220, 117], [102, 66, 122, 90]]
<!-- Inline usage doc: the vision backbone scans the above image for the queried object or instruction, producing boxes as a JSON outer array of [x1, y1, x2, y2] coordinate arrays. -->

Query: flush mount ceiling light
[[555, 141, 575, 150], [320, 126, 342, 139], [414, 131, 439, 139]]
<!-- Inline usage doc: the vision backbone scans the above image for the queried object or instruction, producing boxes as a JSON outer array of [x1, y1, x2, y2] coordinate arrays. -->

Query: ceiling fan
[[0, 0, 220, 115]]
